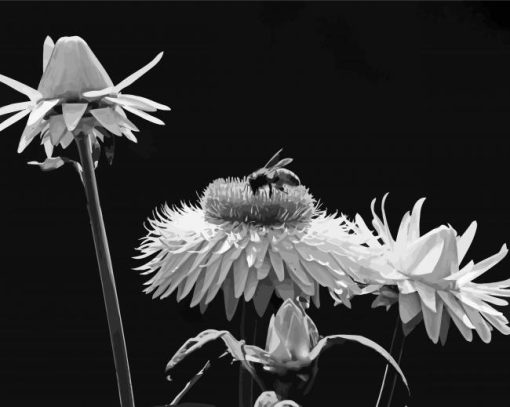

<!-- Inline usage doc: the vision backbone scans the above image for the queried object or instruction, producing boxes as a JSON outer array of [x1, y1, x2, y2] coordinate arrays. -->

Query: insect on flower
[[247, 148, 301, 197]]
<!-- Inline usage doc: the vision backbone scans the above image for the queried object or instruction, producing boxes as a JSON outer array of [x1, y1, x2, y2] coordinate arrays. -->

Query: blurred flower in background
[[135, 178, 372, 320], [0, 35, 169, 166], [348, 195, 510, 344], [254, 391, 300, 407]]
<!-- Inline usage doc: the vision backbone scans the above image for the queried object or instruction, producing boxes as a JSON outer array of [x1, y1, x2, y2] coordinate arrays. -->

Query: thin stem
[[385, 334, 406, 407], [239, 302, 253, 407], [375, 312, 400, 407], [75, 133, 135, 407]]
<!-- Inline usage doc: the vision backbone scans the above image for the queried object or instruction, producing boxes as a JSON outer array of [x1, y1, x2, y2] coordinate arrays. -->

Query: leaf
[[309, 334, 410, 394], [27, 156, 83, 179], [165, 329, 245, 372]]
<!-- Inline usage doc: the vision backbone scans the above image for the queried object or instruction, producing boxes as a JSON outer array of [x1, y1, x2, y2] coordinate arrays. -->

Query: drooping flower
[[135, 178, 369, 319], [166, 299, 408, 401], [0, 35, 169, 164], [348, 194, 510, 344]]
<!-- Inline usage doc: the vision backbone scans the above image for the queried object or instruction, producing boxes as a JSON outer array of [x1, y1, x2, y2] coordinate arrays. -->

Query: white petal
[[414, 281, 437, 312], [62, 103, 88, 131], [43, 36, 54, 72], [459, 244, 508, 284], [17, 120, 45, 153], [421, 297, 443, 343], [43, 137, 53, 157], [446, 306, 473, 342], [0, 73, 41, 101], [439, 311, 451, 345], [0, 109, 30, 133], [437, 290, 475, 329], [253, 280, 274, 317], [452, 291, 503, 316], [114, 52, 164, 92], [90, 107, 122, 136], [462, 304, 491, 343], [122, 104, 165, 125], [222, 274, 239, 321], [243, 268, 259, 301], [269, 249, 285, 282], [409, 238, 444, 276], [83, 87, 116, 99], [399, 292, 421, 323], [482, 313, 510, 335], [0, 101, 32, 116], [59, 131, 74, 149], [48, 115, 67, 145], [233, 253, 250, 298], [257, 255, 271, 280], [457, 221, 477, 264], [27, 99, 59, 127], [117, 93, 170, 110], [408, 197, 426, 241]]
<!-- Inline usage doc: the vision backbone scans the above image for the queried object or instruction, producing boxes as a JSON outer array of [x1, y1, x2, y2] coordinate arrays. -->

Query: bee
[[246, 148, 301, 197]]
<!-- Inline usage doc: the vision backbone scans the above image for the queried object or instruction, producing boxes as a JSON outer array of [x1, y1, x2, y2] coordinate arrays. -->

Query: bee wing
[[263, 148, 283, 169], [270, 158, 293, 170]]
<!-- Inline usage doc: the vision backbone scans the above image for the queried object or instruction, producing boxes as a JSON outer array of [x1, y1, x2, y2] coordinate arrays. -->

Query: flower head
[[136, 177, 366, 319], [0, 35, 169, 161], [254, 391, 300, 407], [166, 299, 408, 400], [349, 195, 510, 344]]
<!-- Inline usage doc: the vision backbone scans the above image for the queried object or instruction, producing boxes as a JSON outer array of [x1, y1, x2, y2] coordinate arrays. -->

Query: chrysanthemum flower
[[0, 35, 169, 162], [254, 391, 300, 407], [348, 195, 510, 344], [135, 178, 367, 319], [166, 299, 408, 399]]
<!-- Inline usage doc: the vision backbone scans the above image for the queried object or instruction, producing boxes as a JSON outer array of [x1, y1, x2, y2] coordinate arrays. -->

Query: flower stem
[[385, 334, 406, 407], [375, 312, 400, 407], [239, 302, 257, 407], [75, 133, 135, 407]]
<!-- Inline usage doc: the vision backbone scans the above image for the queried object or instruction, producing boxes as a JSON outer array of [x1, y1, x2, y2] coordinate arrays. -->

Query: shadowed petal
[[90, 107, 122, 136], [62, 103, 88, 131]]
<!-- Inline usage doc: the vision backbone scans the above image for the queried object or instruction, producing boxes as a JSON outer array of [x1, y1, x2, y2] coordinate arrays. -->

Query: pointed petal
[[0, 73, 41, 101], [43, 136, 53, 157], [90, 107, 122, 136], [457, 221, 477, 264], [482, 313, 510, 335], [83, 87, 116, 99], [253, 280, 274, 317], [223, 274, 239, 321], [122, 104, 165, 125], [439, 311, 451, 345], [399, 292, 421, 324], [458, 244, 508, 285], [243, 268, 259, 301], [48, 114, 67, 144], [437, 290, 475, 329], [269, 249, 285, 282], [446, 307, 473, 342], [233, 253, 250, 298], [27, 99, 59, 127], [114, 52, 163, 92], [59, 131, 74, 149], [462, 304, 491, 343], [116, 93, 170, 110], [421, 297, 443, 343], [0, 101, 32, 116], [0, 109, 30, 133], [43, 36, 54, 72], [408, 197, 426, 241], [414, 281, 437, 312], [62, 103, 88, 131], [17, 120, 45, 153]]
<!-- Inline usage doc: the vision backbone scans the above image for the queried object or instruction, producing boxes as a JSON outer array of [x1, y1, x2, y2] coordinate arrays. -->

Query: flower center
[[200, 178, 318, 228]]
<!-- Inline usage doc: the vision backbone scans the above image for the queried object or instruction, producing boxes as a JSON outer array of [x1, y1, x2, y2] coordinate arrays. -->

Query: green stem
[[75, 133, 135, 407], [239, 302, 258, 407]]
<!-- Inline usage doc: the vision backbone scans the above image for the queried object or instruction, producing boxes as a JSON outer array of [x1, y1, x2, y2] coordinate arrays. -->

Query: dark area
[[1, 2, 509, 406]]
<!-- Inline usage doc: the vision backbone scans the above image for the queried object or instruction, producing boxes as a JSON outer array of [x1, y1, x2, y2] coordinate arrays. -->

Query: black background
[[1, 2, 509, 406]]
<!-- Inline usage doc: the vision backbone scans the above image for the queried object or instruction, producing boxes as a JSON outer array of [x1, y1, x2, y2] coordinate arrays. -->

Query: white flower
[[0, 35, 169, 161], [254, 391, 300, 407], [135, 178, 366, 319], [165, 299, 408, 397], [349, 195, 510, 344]]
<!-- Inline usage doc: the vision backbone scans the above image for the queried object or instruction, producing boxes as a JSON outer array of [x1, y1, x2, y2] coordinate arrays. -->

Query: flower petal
[[48, 114, 67, 144], [269, 249, 285, 282], [122, 104, 165, 125], [90, 107, 122, 136], [0, 101, 32, 116], [43, 36, 55, 72], [437, 290, 475, 329], [408, 238, 444, 276], [408, 197, 426, 241], [114, 52, 163, 92], [421, 296, 443, 343], [457, 221, 477, 264], [414, 281, 437, 312], [398, 292, 421, 324], [253, 280, 274, 317], [17, 119, 46, 153], [0, 109, 30, 133], [462, 304, 491, 343], [233, 253, 250, 298], [27, 99, 59, 127], [0, 73, 41, 101], [62, 103, 88, 131]]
